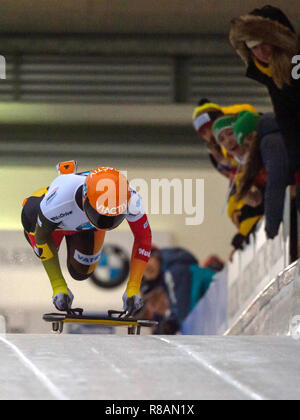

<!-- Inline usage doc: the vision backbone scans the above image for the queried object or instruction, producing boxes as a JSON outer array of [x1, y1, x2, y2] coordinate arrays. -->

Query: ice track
[[0, 334, 299, 400]]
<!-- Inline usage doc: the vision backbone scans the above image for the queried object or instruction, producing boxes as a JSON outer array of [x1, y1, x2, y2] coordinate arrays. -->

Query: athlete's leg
[[22, 195, 67, 255], [65, 230, 106, 281], [22, 196, 44, 236]]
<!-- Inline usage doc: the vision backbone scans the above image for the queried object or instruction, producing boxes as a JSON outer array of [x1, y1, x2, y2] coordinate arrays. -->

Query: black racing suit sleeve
[[37, 210, 59, 232], [260, 132, 289, 239]]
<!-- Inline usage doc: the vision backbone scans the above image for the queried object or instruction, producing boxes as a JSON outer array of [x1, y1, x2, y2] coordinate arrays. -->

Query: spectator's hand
[[232, 210, 242, 228], [231, 233, 246, 251]]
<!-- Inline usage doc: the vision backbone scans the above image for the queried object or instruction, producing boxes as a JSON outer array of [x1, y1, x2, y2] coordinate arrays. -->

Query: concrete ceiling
[[1, 0, 300, 35]]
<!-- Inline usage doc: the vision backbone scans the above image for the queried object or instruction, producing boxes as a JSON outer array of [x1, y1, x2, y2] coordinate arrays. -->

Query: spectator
[[137, 248, 174, 333], [140, 248, 164, 296], [230, 5, 300, 193], [211, 115, 245, 164], [213, 111, 290, 241], [234, 111, 290, 239], [192, 98, 257, 179], [202, 255, 225, 272], [138, 288, 170, 329], [138, 247, 217, 334], [212, 114, 265, 255]]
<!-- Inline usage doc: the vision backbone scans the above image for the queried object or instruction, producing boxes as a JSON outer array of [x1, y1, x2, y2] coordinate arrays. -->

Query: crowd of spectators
[[193, 4, 300, 260], [137, 5, 300, 335], [135, 247, 224, 334]]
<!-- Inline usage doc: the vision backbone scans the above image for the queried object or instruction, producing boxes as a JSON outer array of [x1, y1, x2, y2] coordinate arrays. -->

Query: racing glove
[[53, 288, 74, 312], [122, 292, 143, 316]]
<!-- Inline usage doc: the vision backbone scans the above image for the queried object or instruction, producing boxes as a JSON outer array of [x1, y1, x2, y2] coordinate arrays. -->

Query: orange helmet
[[83, 167, 130, 230]]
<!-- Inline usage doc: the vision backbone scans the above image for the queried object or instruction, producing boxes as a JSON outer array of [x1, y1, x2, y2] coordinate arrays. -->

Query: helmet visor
[[84, 198, 126, 230]]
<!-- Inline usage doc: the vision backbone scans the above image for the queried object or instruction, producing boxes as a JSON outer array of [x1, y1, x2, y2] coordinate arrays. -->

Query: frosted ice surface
[[0, 335, 299, 400]]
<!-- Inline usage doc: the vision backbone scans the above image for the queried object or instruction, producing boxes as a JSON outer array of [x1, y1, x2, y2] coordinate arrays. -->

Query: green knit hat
[[212, 115, 237, 143], [233, 111, 260, 145]]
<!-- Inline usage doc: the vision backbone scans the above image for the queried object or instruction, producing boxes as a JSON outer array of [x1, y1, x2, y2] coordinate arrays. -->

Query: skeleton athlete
[[21, 162, 152, 315]]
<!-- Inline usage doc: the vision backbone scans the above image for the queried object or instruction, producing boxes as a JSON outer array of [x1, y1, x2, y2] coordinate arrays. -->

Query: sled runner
[[43, 309, 158, 335]]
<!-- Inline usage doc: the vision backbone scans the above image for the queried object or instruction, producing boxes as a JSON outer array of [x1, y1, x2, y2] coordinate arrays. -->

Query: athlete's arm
[[126, 214, 152, 297], [34, 211, 69, 297]]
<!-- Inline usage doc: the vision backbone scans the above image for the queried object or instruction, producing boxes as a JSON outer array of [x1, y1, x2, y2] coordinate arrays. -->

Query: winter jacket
[[227, 184, 264, 250], [160, 248, 198, 324], [237, 113, 290, 239], [140, 248, 217, 332], [258, 114, 290, 237], [230, 5, 300, 172], [160, 248, 216, 325]]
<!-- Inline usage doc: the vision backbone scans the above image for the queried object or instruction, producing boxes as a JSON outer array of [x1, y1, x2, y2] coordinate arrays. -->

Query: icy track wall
[[225, 259, 300, 336], [225, 189, 297, 336], [183, 189, 295, 336], [183, 253, 299, 337], [182, 268, 228, 335]]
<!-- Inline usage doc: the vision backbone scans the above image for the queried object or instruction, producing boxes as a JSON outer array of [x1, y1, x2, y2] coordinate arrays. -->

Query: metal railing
[[0, 54, 271, 106]]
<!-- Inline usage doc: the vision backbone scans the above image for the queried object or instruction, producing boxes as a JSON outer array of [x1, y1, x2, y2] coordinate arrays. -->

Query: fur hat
[[229, 5, 299, 88]]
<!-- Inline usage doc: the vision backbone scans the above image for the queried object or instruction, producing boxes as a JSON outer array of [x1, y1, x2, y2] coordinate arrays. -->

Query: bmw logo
[[89, 244, 130, 289]]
